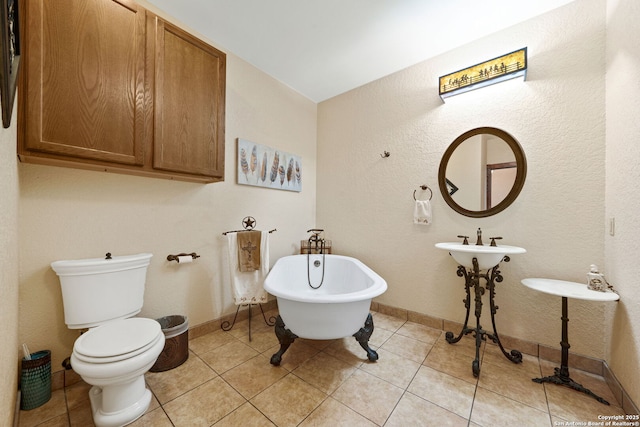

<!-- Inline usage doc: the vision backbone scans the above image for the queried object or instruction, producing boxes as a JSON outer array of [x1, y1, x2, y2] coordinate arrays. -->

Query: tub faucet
[[476, 228, 483, 246], [307, 229, 325, 254]]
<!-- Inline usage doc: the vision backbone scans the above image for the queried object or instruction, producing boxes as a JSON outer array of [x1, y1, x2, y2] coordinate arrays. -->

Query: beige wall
[[318, 0, 612, 379], [0, 104, 19, 425], [18, 6, 317, 373], [606, 0, 640, 408]]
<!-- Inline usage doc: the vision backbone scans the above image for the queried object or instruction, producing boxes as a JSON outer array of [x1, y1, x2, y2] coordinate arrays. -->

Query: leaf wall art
[[237, 138, 302, 192]]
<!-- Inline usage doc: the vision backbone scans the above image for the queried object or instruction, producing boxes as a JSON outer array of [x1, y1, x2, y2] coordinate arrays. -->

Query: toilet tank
[[51, 253, 153, 329]]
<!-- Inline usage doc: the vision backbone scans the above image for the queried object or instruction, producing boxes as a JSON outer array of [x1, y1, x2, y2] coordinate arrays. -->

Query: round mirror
[[438, 127, 527, 218]]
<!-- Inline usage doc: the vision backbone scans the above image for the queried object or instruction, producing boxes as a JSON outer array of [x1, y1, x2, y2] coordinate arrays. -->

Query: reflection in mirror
[[487, 161, 516, 209], [447, 133, 515, 210], [438, 127, 526, 218]]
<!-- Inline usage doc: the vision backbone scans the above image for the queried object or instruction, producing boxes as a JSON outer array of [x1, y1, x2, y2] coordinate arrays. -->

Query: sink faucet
[[476, 228, 483, 246]]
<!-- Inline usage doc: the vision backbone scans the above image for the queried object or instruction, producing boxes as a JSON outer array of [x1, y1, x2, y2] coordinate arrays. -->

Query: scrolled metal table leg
[[533, 368, 610, 405], [532, 297, 609, 405]]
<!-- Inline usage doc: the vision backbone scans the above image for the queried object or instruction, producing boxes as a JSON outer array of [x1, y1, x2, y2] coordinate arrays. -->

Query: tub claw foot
[[270, 315, 298, 366], [353, 313, 378, 362]]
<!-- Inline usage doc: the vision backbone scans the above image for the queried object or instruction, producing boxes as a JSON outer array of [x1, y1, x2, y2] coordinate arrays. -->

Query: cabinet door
[[153, 18, 225, 178], [20, 0, 146, 165]]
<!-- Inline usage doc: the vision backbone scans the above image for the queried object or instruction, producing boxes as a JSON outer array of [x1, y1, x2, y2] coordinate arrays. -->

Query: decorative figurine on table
[[587, 264, 616, 293]]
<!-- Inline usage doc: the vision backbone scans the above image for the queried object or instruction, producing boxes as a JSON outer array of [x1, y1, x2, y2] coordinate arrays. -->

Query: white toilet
[[51, 253, 165, 427]]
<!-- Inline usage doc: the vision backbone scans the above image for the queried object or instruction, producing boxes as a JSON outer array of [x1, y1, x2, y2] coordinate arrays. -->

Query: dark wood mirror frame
[[438, 127, 527, 218]]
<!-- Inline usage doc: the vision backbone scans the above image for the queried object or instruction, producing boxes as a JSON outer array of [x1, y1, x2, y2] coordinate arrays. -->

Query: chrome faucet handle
[[489, 237, 503, 247], [457, 235, 469, 245]]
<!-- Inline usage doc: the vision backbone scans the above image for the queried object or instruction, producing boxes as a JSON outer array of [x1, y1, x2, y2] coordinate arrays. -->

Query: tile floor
[[19, 311, 627, 427]]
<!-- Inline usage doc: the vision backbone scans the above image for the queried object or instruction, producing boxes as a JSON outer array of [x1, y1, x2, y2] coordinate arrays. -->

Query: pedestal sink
[[435, 240, 526, 377], [435, 242, 526, 270]]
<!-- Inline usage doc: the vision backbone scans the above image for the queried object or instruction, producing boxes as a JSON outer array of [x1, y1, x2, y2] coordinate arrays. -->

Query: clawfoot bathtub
[[263, 254, 387, 365]]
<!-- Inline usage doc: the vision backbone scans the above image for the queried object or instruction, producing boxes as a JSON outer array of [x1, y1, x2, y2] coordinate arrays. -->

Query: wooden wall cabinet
[[17, 0, 226, 183], [151, 18, 225, 178]]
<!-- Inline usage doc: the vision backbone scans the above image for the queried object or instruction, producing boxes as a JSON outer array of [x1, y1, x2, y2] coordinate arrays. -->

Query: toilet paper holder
[[167, 252, 200, 263]]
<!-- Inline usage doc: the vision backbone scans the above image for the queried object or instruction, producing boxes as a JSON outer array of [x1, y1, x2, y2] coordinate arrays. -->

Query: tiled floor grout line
[[159, 406, 175, 427], [473, 347, 547, 426], [365, 319, 474, 426], [368, 319, 410, 426], [377, 319, 468, 425], [469, 386, 479, 427], [293, 347, 370, 425], [378, 325, 436, 426], [544, 385, 555, 427], [63, 391, 73, 427], [466, 338, 481, 427], [538, 366, 555, 427]]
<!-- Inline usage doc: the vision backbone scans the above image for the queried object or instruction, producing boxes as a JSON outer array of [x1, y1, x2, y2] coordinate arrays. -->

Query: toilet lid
[[74, 318, 161, 360]]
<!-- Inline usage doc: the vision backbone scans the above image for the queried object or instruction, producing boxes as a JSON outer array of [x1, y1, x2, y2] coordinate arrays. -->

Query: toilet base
[[88, 376, 151, 427]]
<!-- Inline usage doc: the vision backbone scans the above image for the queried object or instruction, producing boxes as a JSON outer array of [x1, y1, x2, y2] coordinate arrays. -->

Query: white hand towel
[[226, 231, 269, 305], [414, 200, 432, 225]]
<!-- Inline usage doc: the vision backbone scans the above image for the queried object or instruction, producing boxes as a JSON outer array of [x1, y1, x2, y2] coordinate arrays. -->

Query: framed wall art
[[237, 138, 302, 192], [0, 0, 20, 128]]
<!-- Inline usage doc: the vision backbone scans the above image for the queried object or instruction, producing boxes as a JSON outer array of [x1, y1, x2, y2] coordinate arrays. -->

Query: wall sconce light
[[439, 47, 527, 101]]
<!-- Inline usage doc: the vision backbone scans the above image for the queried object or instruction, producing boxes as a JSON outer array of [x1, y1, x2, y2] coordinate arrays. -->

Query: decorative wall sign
[[237, 138, 302, 192], [439, 48, 527, 101], [0, 0, 19, 128]]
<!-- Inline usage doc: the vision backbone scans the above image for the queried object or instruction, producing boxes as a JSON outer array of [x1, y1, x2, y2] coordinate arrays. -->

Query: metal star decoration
[[242, 216, 256, 230]]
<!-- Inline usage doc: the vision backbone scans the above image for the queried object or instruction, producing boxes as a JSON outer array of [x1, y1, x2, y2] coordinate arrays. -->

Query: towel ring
[[413, 185, 433, 201]]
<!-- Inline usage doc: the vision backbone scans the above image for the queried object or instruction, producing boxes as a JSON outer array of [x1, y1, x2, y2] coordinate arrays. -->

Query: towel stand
[[221, 216, 276, 340], [221, 304, 276, 341]]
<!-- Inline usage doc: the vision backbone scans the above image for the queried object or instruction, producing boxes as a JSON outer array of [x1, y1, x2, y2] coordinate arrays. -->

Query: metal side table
[[521, 278, 619, 405]]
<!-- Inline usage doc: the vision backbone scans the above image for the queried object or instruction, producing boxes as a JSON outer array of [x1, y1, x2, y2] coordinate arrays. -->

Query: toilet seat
[[73, 318, 162, 364]]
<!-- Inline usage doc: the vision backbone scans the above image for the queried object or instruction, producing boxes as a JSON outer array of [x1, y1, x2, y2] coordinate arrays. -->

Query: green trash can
[[20, 350, 52, 410]]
